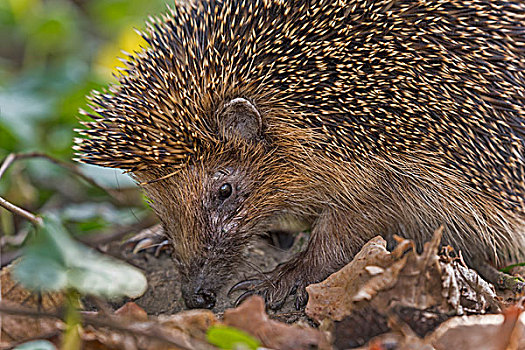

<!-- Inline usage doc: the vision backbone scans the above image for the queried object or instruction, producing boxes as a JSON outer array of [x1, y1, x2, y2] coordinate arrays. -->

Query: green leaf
[[61, 203, 142, 226], [12, 254, 68, 292], [206, 326, 260, 350], [13, 340, 57, 350], [500, 262, 525, 274], [13, 215, 147, 298], [78, 164, 136, 189], [66, 248, 148, 298]]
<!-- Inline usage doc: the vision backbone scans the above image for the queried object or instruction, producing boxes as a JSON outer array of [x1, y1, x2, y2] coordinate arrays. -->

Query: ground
[[113, 231, 305, 318]]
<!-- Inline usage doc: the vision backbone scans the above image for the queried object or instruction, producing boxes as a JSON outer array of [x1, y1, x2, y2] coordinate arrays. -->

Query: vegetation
[[0, 0, 167, 238], [1, 1, 524, 349], [1, 4, 167, 348]]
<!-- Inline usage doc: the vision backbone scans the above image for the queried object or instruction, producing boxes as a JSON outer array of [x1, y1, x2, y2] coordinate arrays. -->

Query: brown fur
[[136, 134, 524, 307], [75, 0, 525, 308]]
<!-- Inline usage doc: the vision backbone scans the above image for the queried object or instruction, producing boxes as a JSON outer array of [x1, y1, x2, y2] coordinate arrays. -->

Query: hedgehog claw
[[235, 290, 257, 306], [269, 297, 287, 310], [229, 257, 314, 310], [295, 289, 308, 310], [228, 279, 262, 296], [124, 224, 171, 256]]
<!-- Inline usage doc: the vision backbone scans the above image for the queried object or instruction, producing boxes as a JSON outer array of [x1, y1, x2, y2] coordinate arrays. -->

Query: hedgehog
[[74, 0, 525, 309]]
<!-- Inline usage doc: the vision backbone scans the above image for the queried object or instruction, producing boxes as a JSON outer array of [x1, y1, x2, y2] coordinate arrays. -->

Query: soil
[[105, 231, 308, 319]]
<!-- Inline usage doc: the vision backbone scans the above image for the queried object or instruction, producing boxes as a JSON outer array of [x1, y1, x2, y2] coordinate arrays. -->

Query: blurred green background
[[0, 0, 168, 239]]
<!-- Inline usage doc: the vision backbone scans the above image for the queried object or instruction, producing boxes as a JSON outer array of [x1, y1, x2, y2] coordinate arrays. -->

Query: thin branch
[[0, 197, 42, 226], [0, 250, 22, 267], [0, 302, 214, 350], [0, 153, 43, 226], [0, 153, 16, 180], [0, 151, 132, 227], [11, 152, 126, 201]]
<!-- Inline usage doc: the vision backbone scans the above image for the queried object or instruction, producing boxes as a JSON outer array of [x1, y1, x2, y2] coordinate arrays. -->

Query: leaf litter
[[2, 226, 525, 349]]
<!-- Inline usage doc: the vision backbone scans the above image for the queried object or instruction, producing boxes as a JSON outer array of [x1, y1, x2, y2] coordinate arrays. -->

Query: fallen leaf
[[158, 309, 218, 341], [429, 306, 525, 350], [114, 302, 148, 322], [224, 296, 331, 350], [305, 236, 393, 322], [306, 228, 500, 347], [0, 266, 63, 347], [83, 308, 217, 350]]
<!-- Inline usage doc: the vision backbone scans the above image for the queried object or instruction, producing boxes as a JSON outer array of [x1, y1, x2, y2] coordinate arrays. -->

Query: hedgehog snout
[[182, 285, 216, 309], [181, 271, 217, 309]]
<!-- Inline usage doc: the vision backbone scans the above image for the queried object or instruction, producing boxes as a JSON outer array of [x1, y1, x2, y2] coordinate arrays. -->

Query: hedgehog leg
[[231, 251, 334, 310], [231, 209, 363, 310]]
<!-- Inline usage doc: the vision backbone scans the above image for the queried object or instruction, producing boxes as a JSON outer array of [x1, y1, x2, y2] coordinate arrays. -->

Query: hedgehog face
[[144, 151, 275, 309], [160, 163, 257, 308], [138, 99, 275, 309]]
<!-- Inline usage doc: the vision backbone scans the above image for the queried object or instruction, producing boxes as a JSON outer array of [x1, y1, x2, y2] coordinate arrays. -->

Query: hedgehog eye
[[218, 183, 233, 200]]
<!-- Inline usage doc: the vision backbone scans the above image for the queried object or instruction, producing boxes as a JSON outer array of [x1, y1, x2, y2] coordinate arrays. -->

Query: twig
[[0, 153, 43, 226], [0, 151, 132, 227], [0, 302, 214, 350], [4, 152, 126, 201], [84, 295, 114, 317], [0, 153, 16, 180], [0, 250, 22, 267], [0, 197, 42, 226]]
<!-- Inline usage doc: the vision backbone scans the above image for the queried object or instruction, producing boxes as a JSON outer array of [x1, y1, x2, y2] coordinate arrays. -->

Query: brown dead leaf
[[80, 302, 151, 350], [306, 228, 501, 347], [82, 326, 139, 350], [224, 295, 331, 350], [355, 228, 446, 313], [0, 264, 64, 347], [307, 228, 498, 324], [114, 302, 148, 322], [1, 264, 64, 309], [305, 236, 393, 322], [430, 306, 525, 350], [158, 309, 217, 343], [441, 256, 500, 314], [83, 308, 217, 350]]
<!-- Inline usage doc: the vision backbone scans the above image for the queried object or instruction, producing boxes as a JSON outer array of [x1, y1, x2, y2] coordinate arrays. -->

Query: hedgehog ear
[[218, 98, 263, 142]]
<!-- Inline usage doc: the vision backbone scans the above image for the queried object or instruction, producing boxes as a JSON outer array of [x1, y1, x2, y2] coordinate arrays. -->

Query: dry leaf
[[307, 229, 498, 323], [306, 228, 501, 348], [83, 308, 217, 350], [0, 265, 64, 347], [158, 309, 217, 342], [306, 236, 393, 322], [224, 295, 331, 350], [114, 302, 149, 322], [430, 306, 525, 350]]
